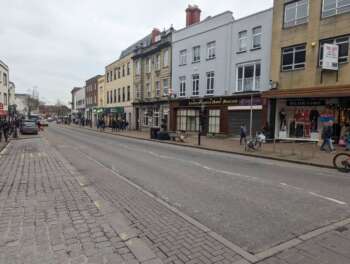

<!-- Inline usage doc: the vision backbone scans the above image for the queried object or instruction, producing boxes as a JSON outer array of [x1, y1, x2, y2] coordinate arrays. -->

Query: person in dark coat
[[320, 125, 335, 152], [240, 124, 247, 145], [2, 119, 10, 142]]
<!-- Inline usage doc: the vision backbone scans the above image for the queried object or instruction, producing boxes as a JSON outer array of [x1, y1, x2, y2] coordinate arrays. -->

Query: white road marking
[[309, 192, 347, 206], [280, 182, 347, 206]]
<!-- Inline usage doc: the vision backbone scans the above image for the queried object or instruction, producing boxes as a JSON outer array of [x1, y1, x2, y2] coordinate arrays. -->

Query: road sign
[[322, 43, 339, 71]]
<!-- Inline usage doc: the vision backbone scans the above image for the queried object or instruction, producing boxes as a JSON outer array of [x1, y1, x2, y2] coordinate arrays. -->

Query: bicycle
[[333, 152, 350, 172]]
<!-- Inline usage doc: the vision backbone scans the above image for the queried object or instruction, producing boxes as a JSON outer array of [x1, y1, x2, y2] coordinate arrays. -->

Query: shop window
[[207, 41, 216, 60], [153, 109, 160, 127], [281, 44, 306, 71], [179, 50, 187, 66], [192, 46, 201, 63], [319, 36, 349, 66], [238, 31, 248, 52], [192, 74, 200, 96], [322, 0, 350, 17], [206, 72, 215, 95], [252, 26, 262, 49], [284, 0, 309, 28], [163, 79, 169, 96], [176, 109, 200, 132], [208, 110, 220, 134], [179, 76, 186, 97], [237, 62, 261, 92]]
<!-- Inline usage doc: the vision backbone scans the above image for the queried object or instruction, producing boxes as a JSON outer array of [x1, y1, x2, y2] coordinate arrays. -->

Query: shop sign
[[110, 107, 124, 114], [183, 97, 261, 107], [286, 99, 325, 107], [322, 43, 339, 71]]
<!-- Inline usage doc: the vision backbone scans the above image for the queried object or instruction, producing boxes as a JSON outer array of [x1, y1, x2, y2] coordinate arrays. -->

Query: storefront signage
[[286, 99, 326, 107], [183, 97, 262, 107], [322, 43, 339, 71], [110, 107, 124, 114]]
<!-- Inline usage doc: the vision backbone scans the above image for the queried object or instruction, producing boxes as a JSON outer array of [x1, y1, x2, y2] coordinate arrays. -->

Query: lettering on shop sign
[[287, 99, 326, 107], [186, 97, 261, 106]]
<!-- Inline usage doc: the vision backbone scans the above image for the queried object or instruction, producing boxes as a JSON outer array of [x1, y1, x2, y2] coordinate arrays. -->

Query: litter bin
[[150, 127, 160, 139]]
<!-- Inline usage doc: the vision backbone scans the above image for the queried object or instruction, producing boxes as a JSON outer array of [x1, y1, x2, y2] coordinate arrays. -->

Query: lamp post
[[198, 99, 205, 146]]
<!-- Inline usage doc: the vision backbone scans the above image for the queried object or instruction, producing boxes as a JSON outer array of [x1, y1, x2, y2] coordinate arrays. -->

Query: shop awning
[[262, 85, 350, 99]]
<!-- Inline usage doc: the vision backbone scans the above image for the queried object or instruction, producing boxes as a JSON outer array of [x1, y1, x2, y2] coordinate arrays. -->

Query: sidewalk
[[68, 125, 340, 169], [0, 137, 163, 264]]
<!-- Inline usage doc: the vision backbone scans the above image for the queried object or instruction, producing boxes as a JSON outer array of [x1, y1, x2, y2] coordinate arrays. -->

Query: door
[[228, 110, 262, 137]]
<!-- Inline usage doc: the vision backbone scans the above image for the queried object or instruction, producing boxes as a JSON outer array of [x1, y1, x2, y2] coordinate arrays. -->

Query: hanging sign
[[322, 43, 339, 71]]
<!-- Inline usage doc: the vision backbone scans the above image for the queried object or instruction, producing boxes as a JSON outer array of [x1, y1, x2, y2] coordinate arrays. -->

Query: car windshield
[[24, 121, 36, 127]]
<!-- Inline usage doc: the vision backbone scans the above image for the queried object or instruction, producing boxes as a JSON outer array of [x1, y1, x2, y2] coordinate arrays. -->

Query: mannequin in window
[[310, 109, 320, 132], [279, 108, 287, 131]]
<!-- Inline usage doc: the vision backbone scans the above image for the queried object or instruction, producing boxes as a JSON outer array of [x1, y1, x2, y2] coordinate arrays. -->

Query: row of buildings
[[72, 0, 350, 142], [0, 60, 16, 118]]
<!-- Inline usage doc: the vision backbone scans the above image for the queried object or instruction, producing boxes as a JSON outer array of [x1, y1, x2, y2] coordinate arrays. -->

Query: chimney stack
[[186, 5, 201, 27], [151, 28, 161, 43]]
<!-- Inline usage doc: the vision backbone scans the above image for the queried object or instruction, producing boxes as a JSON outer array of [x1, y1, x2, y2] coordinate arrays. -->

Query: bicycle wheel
[[333, 153, 350, 172]]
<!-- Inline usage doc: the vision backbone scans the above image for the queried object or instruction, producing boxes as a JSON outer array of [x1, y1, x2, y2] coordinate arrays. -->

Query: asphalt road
[[45, 125, 350, 254]]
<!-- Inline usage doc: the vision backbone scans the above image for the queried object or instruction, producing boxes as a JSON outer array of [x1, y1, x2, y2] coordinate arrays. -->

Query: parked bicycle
[[333, 153, 350, 172], [245, 132, 266, 152]]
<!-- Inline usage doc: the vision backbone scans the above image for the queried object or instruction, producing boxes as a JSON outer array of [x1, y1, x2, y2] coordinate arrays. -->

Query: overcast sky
[[0, 0, 272, 105]]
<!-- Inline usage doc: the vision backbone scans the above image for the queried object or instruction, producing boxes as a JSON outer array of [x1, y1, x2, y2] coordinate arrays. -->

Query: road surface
[[45, 125, 350, 254]]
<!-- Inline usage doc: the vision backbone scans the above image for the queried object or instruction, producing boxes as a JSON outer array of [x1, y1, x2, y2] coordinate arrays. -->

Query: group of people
[[320, 122, 350, 153], [0, 118, 20, 143], [110, 118, 129, 132]]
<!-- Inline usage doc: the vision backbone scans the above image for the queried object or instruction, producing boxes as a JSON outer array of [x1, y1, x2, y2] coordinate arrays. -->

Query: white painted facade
[[0, 60, 9, 112]]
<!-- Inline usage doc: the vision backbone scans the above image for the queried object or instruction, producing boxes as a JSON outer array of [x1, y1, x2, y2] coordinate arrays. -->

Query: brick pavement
[[65, 125, 340, 168], [0, 138, 160, 264]]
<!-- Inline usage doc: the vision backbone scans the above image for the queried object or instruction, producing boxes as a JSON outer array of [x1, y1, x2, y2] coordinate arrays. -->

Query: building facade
[[75, 87, 86, 120], [85, 75, 101, 126], [132, 28, 174, 131], [0, 60, 9, 117], [95, 75, 105, 119], [264, 0, 350, 142], [104, 52, 135, 128], [71, 87, 82, 120], [170, 6, 272, 136]]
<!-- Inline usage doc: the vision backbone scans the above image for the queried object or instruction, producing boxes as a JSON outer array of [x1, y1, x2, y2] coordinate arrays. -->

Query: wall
[[0, 60, 9, 111], [231, 8, 273, 93], [172, 11, 234, 98], [270, 0, 350, 90]]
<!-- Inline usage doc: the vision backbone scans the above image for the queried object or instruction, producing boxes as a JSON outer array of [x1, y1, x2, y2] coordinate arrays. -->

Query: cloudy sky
[[1, 0, 272, 105]]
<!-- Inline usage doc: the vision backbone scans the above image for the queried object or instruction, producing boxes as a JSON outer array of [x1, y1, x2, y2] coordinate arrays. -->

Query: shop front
[[263, 86, 350, 143], [104, 107, 125, 127], [169, 93, 264, 136], [134, 101, 169, 131]]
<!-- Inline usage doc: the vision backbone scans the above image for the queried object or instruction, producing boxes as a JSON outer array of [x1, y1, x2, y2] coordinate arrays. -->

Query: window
[[239, 31, 248, 52], [107, 91, 109, 104], [155, 54, 161, 70], [122, 87, 125, 102], [252, 26, 262, 49], [176, 109, 200, 132], [113, 89, 117, 103], [127, 86, 130, 101], [237, 62, 261, 92], [281, 44, 306, 71], [118, 68, 121, 79], [179, 77, 186, 97], [319, 36, 349, 66], [207, 41, 216, 60], [322, 0, 350, 17], [147, 58, 152, 73], [163, 79, 169, 96], [155, 81, 160, 97], [192, 74, 199, 96], [192, 46, 201, 63], [146, 83, 151, 97], [107, 72, 109, 83], [109, 90, 113, 103], [284, 0, 309, 28], [179, 50, 187, 65], [136, 61, 141, 75], [206, 72, 215, 95], [122, 65, 125, 77], [118, 88, 121, 102], [114, 69, 117, 80], [135, 84, 141, 99], [208, 110, 220, 134], [127, 63, 130, 75], [163, 49, 169, 66]]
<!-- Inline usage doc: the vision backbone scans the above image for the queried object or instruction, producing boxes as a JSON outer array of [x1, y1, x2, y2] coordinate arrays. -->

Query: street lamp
[[198, 99, 205, 146]]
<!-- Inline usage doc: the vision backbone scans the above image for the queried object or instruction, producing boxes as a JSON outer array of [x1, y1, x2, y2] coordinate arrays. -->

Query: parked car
[[40, 119, 49, 127], [20, 120, 38, 135]]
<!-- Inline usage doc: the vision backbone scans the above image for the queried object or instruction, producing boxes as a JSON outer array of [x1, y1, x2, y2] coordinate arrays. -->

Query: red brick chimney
[[151, 28, 161, 43], [186, 5, 201, 27]]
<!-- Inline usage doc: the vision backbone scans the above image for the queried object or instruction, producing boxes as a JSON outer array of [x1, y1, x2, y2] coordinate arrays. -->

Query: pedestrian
[[2, 119, 10, 142], [240, 124, 247, 145], [0, 118, 3, 142], [320, 125, 335, 152], [346, 132, 350, 151]]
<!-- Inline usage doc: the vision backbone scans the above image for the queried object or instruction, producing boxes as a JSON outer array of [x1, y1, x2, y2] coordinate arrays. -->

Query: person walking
[[0, 118, 3, 142], [320, 125, 335, 152], [240, 124, 247, 145], [2, 119, 10, 142]]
